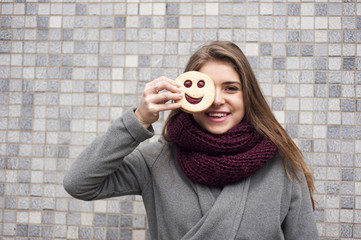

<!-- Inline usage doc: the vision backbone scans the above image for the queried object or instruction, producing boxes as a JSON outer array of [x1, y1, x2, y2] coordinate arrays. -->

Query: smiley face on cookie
[[175, 71, 215, 113]]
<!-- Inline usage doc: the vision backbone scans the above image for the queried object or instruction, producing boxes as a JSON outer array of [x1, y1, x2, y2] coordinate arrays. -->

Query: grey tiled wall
[[0, 0, 360, 239]]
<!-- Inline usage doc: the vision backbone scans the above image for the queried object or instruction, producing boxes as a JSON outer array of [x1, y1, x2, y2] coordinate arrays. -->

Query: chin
[[204, 126, 230, 135]]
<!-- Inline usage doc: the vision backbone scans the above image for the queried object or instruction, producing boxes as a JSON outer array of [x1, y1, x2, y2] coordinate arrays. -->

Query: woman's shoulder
[[253, 152, 305, 187], [135, 137, 174, 166], [248, 152, 307, 204], [259, 152, 286, 177]]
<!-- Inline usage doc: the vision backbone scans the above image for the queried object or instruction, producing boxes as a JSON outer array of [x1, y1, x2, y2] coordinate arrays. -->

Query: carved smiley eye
[[184, 80, 192, 88], [197, 80, 205, 88]]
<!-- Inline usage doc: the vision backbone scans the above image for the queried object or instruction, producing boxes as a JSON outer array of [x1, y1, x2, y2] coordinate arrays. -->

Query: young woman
[[64, 41, 319, 239]]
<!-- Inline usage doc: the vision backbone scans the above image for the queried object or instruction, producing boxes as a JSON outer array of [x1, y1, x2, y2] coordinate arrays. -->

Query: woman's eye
[[226, 86, 239, 91]]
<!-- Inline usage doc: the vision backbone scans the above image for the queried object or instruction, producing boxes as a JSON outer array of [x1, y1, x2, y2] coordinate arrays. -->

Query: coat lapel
[[182, 177, 251, 240], [195, 183, 216, 216]]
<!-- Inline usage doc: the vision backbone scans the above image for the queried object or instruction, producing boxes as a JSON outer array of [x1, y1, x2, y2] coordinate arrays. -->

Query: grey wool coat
[[63, 109, 320, 240]]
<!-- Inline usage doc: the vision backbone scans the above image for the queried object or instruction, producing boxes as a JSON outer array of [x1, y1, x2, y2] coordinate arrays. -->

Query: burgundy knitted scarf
[[167, 112, 278, 187]]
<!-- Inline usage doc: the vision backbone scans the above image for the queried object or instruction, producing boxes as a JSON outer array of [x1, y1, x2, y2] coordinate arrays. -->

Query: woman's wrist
[[134, 108, 151, 129]]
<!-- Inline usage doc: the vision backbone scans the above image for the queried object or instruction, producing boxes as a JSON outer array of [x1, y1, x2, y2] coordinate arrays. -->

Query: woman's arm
[[63, 76, 182, 200], [63, 109, 155, 200], [281, 173, 320, 240]]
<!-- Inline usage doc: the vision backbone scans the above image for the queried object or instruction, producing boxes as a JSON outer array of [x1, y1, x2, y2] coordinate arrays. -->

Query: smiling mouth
[[185, 94, 203, 104], [207, 112, 228, 118]]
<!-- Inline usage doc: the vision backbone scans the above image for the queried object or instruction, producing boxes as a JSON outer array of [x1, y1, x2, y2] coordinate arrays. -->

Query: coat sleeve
[[281, 173, 320, 240], [63, 109, 155, 201]]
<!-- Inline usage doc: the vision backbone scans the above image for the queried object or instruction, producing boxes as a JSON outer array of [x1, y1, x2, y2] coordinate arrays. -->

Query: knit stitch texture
[[167, 112, 278, 186]]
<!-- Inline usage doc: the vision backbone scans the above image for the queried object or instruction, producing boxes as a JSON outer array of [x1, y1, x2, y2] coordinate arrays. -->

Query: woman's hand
[[135, 76, 183, 129]]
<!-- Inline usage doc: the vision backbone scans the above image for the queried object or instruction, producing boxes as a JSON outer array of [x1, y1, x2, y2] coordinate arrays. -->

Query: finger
[[144, 82, 161, 95], [153, 82, 182, 95], [164, 80, 182, 93], [157, 102, 181, 112], [152, 91, 183, 104], [153, 85, 160, 94], [147, 99, 181, 112], [148, 77, 181, 94]]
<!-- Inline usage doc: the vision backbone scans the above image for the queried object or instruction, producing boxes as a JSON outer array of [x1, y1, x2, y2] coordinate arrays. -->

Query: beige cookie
[[175, 71, 215, 113]]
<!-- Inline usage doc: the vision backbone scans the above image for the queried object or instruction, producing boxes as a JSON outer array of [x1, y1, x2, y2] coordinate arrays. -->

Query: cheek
[[192, 112, 204, 125]]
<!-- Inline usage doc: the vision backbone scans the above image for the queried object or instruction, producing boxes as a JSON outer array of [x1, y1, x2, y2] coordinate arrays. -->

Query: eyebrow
[[222, 81, 242, 86]]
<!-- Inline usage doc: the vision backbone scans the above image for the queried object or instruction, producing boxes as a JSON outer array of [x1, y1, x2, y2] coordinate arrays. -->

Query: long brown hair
[[162, 41, 315, 208]]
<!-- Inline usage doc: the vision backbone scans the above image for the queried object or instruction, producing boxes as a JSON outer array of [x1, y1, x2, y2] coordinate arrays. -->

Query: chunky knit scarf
[[167, 112, 278, 187]]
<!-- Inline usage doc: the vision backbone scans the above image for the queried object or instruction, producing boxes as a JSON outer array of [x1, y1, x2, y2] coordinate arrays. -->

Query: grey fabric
[[63, 109, 320, 240]]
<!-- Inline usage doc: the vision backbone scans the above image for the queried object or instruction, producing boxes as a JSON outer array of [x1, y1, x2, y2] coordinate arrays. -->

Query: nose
[[212, 89, 225, 106]]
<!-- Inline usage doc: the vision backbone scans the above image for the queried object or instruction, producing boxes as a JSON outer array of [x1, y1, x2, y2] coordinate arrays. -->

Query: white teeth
[[208, 113, 227, 117]]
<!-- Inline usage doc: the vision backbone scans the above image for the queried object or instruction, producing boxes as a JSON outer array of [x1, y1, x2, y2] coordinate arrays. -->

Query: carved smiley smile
[[185, 94, 203, 104]]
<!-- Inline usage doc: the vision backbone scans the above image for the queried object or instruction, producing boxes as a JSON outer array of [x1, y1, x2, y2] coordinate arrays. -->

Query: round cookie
[[175, 71, 215, 113]]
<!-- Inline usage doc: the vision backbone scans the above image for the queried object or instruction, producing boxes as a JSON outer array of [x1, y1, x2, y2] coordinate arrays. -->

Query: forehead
[[199, 61, 241, 82]]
